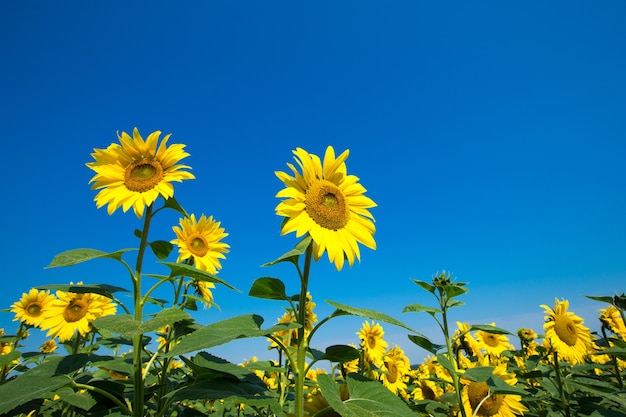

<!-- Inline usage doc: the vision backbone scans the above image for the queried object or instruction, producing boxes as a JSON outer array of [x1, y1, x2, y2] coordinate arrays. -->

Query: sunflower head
[[357, 321, 388, 365], [87, 128, 195, 218], [171, 214, 230, 274], [11, 289, 57, 328], [275, 146, 376, 271]]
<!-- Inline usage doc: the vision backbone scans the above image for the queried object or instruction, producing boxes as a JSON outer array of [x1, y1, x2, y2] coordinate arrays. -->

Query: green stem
[[295, 244, 313, 417], [552, 351, 571, 417], [72, 381, 132, 415], [132, 204, 154, 417], [439, 290, 467, 417]]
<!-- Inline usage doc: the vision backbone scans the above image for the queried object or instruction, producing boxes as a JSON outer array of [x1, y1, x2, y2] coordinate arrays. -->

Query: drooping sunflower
[[191, 280, 216, 308], [380, 345, 411, 394], [172, 214, 230, 274], [275, 146, 376, 271], [541, 298, 595, 365], [357, 321, 388, 365], [455, 321, 483, 358], [599, 305, 626, 340], [41, 291, 117, 342], [461, 359, 528, 417], [11, 288, 56, 328], [87, 128, 195, 218], [475, 323, 514, 357]]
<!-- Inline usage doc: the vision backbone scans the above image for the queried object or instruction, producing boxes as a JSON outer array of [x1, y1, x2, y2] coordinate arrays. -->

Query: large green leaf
[[56, 387, 97, 411], [470, 324, 511, 335], [166, 314, 299, 357], [262, 236, 312, 266], [93, 308, 190, 337], [149, 240, 174, 260], [402, 303, 442, 314], [412, 279, 436, 294], [0, 356, 74, 414], [161, 262, 238, 291], [318, 374, 416, 417], [183, 352, 263, 382], [462, 366, 494, 382], [46, 248, 135, 268], [0, 350, 20, 367], [317, 345, 361, 363], [37, 283, 129, 299], [248, 277, 292, 301], [326, 300, 420, 334], [407, 334, 444, 355]]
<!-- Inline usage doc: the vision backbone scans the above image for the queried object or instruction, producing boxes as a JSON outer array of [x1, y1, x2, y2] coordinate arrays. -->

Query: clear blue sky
[[1, 1, 625, 363]]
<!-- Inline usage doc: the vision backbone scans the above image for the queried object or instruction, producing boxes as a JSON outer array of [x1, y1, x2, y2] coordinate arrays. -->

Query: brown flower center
[[124, 158, 164, 192], [483, 333, 499, 347], [27, 303, 43, 317], [421, 383, 437, 400], [367, 336, 377, 349], [385, 361, 398, 383], [187, 234, 209, 257], [554, 314, 578, 346], [467, 382, 504, 416], [305, 180, 348, 230], [63, 299, 89, 323]]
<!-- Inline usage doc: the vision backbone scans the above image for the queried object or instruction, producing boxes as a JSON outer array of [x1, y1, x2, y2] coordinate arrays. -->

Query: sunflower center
[[483, 334, 499, 347], [421, 383, 437, 400], [63, 299, 89, 323], [467, 382, 503, 416], [187, 235, 209, 257], [124, 158, 164, 193], [305, 180, 348, 230], [385, 361, 398, 383], [27, 303, 42, 316], [554, 315, 578, 346]]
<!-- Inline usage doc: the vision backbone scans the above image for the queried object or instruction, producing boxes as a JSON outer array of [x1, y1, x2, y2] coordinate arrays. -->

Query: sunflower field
[[0, 129, 625, 417]]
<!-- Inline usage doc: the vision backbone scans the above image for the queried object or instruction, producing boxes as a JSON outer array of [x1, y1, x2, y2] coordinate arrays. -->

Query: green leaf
[[161, 262, 238, 291], [166, 314, 299, 357], [162, 196, 188, 216], [462, 366, 494, 382], [94, 308, 190, 337], [37, 283, 129, 299], [470, 324, 511, 335], [46, 248, 135, 268], [184, 352, 262, 382], [163, 379, 279, 410], [248, 277, 291, 301], [486, 375, 528, 396], [326, 300, 420, 334], [402, 303, 442, 314], [412, 279, 436, 294], [149, 240, 174, 260], [443, 284, 468, 299], [435, 353, 457, 377], [262, 236, 312, 267], [585, 295, 615, 304], [407, 334, 444, 355], [0, 350, 20, 367], [318, 345, 361, 363], [56, 387, 97, 411], [0, 356, 74, 414]]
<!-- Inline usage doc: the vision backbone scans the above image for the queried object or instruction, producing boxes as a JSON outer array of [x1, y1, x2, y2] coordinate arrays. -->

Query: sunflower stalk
[[294, 244, 313, 417], [552, 351, 571, 417]]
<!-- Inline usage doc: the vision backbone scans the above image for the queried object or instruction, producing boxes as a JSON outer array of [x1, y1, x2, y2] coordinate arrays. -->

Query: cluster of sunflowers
[[0, 128, 624, 417]]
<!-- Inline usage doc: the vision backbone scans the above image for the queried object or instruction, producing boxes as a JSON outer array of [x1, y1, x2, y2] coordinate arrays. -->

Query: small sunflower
[[599, 305, 626, 340], [541, 298, 595, 365], [380, 345, 411, 395], [172, 214, 229, 274], [41, 291, 117, 342], [357, 321, 388, 365], [87, 128, 194, 218], [275, 146, 376, 271], [39, 339, 58, 354], [461, 359, 528, 417], [475, 323, 514, 357], [11, 289, 56, 328], [191, 280, 216, 308], [455, 322, 483, 358]]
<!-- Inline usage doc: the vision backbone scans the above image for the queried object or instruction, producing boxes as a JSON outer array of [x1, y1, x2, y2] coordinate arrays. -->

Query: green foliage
[[46, 248, 135, 268]]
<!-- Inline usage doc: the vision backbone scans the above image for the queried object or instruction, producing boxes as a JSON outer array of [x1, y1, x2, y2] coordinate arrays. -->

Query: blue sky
[[1, 1, 625, 364]]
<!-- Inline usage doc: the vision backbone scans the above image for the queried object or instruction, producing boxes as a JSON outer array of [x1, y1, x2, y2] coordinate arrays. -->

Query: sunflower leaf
[[462, 366, 494, 382], [37, 283, 129, 298], [149, 240, 174, 260], [486, 375, 529, 396], [325, 300, 421, 335], [94, 308, 190, 337], [412, 279, 436, 294], [469, 324, 511, 335], [162, 196, 189, 216], [46, 248, 135, 268], [248, 277, 291, 301], [584, 295, 615, 305], [435, 353, 457, 377], [262, 236, 312, 267], [317, 345, 361, 363], [161, 262, 238, 291], [402, 303, 442, 314], [0, 350, 20, 367], [407, 334, 444, 355]]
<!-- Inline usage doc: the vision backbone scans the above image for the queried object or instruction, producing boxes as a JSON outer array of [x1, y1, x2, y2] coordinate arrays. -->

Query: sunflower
[[11, 288, 56, 328], [357, 321, 388, 366], [541, 298, 595, 365], [303, 383, 350, 417], [39, 339, 58, 354], [455, 321, 483, 358], [599, 305, 626, 340], [475, 323, 514, 357], [172, 214, 229, 274], [191, 280, 216, 308], [41, 291, 117, 342], [87, 128, 194, 218], [380, 345, 411, 394], [461, 358, 528, 417], [275, 146, 376, 271]]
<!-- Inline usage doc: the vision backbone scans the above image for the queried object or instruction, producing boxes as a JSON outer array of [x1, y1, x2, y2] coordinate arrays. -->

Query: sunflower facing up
[[275, 146, 376, 271], [541, 298, 595, 365], [40, 290, 117, 342], [172, 214, 230, 274], [87, 128, 195, 218], [11, 289, 56, 328], [357, 321, 388, 366]]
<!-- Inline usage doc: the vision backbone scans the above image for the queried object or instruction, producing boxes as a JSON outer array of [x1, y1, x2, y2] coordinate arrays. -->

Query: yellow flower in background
[[461, 359, 528, 417], [275, 146, 376, 271], [87, 128, 194, 218], [11, 288, 56, 328], [41, 291, 117, 342], [380, 345, 410, 394], [475, 323, 514, 357], [192, 280, 216, 308], [455, 321, 483, 359], [600, 305, 626, 340], [357, 321, 388, 365], [541, 298, 595, 365], [172, 214, 229, 274], [39, 339, 58, 354]]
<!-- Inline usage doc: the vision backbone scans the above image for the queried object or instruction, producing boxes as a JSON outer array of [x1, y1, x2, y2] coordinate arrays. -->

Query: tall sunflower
[[87, 128, 195, 218], [172, 214, 230, 274], [461, 359, 528, 417], [541, 298, 595, 365], [11, 289, 56, 328], [275, 146, 376, 271], [380, 345, 411, 394], [41, 291, 117, 342], [357, 321, 388, 366]]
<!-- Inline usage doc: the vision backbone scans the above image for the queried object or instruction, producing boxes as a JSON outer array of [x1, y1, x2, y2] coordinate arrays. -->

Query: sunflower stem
[[552, 351, 571, 417], [132, 204, 154, 417], [294, 244, 313, 417]]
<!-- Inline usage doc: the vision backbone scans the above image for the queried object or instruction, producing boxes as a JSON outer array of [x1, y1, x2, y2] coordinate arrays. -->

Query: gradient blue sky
[[1, 2, 625, 363]]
